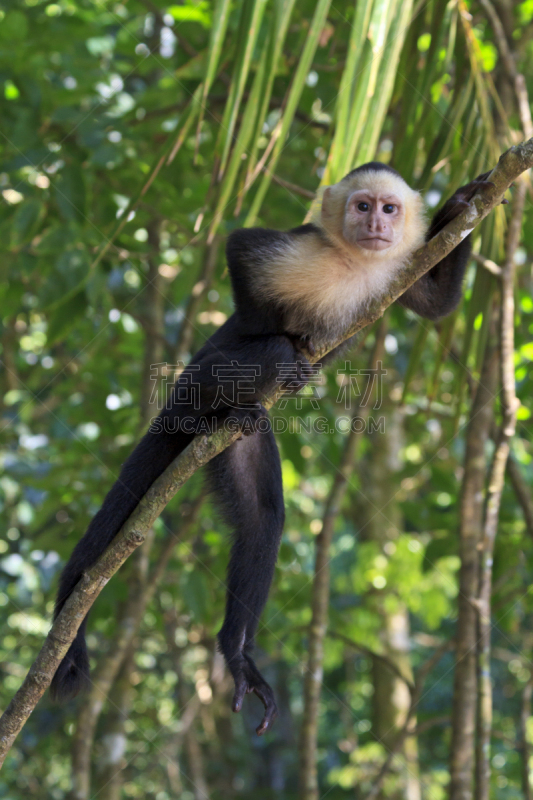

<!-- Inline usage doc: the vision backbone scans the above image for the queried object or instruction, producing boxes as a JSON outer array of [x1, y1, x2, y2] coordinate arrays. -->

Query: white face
[[343, 189, 405, 252]]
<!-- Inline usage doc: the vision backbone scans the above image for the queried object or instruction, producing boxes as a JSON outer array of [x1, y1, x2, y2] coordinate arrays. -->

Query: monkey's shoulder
[[226, 223, 326, 268], [226, 226, 287, 262], [287, 222, 325, 238]]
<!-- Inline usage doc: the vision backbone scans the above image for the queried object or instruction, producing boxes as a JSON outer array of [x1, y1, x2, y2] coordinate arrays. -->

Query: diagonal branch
[[0, 139, 532, 766], [507, 455, 533, 539]]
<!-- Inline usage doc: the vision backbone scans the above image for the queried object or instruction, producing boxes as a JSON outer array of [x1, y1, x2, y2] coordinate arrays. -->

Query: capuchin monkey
[[51, 162, 500, 735]]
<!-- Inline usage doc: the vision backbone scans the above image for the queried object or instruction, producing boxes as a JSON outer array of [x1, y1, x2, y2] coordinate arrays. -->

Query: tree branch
[[474, 176, 524, 800], [507, 455, 533, 539], [328, 629, 415, 695], [0, 140, 532, 766]]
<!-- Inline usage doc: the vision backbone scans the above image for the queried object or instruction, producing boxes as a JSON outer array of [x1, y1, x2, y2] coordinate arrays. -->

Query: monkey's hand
[[231, 653, 278, 735], [429, 172, 509, 237], [456, 172, 509, 205]]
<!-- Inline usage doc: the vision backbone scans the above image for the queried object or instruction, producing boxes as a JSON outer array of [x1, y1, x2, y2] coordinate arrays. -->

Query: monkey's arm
[[225, 227, 290, 334], [397, 174, 497, 320], [225, 224, 324, 355]]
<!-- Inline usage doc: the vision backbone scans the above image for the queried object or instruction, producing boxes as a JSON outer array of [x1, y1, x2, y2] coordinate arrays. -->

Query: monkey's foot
[[286, 333, 316, 358], [231, 654, 278, 735], [290, 333, 317, 358]]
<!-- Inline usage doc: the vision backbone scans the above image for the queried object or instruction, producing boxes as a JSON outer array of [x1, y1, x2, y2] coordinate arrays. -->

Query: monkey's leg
[[206, 420, 284, 735]]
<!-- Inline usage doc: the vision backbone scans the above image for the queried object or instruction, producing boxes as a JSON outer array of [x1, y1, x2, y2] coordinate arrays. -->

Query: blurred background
[[0, 0, 533, 798]]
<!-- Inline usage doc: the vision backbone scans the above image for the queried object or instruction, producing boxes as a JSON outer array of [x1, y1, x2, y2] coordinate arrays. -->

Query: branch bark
[[0, 140, 532, 766]]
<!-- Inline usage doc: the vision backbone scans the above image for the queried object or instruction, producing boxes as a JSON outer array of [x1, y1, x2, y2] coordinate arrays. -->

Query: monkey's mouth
[[357, 236, 393, 250]]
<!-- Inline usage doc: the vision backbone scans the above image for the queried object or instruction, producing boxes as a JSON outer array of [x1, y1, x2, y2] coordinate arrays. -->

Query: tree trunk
[[449, 336, 499, 800]]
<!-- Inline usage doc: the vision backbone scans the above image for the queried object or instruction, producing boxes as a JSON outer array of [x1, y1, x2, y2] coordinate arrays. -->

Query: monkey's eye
[[357, 202, 370, 212], [383, 204, 395, 214]]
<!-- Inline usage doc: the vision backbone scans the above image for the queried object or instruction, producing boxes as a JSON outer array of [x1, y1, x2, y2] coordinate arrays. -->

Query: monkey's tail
[[50, 423, 194, 701]]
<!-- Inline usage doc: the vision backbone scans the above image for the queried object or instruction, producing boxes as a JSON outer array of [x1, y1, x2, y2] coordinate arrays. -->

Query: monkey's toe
[[299, 334, 316, 358], [230, 655, 279, 735], [457, 178, 494, 204], [254, 687, 278, 735], [472, 179, 495, 192]]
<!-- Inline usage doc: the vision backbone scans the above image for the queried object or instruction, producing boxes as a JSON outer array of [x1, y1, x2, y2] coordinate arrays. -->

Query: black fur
[[50, 165, 477, 731], [344, 161, 403, 181]]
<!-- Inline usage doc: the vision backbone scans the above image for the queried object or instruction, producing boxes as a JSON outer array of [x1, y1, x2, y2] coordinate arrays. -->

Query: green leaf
[[41, 249, 91, 309], [34, 224, 80, 255], [216, 0, 268, 178], [10, 199, 45, 248], [54, 163, 86, 223], [46, 289, 87, 345], [167, 2, 211, 28], [175, 50, 209, 80], [0, 11, 28, 41]]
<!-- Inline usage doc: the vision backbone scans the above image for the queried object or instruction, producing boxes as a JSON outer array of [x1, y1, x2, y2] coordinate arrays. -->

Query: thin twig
[[328, 629, 415, 695], [507, 456, 533, 539], [271, 174, 316, 199], [471, 252, 502, 277]]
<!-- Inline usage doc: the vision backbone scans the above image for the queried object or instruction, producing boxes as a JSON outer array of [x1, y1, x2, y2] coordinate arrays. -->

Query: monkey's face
[[319, 171, 426, 259], [343, 190, 405, 252]]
